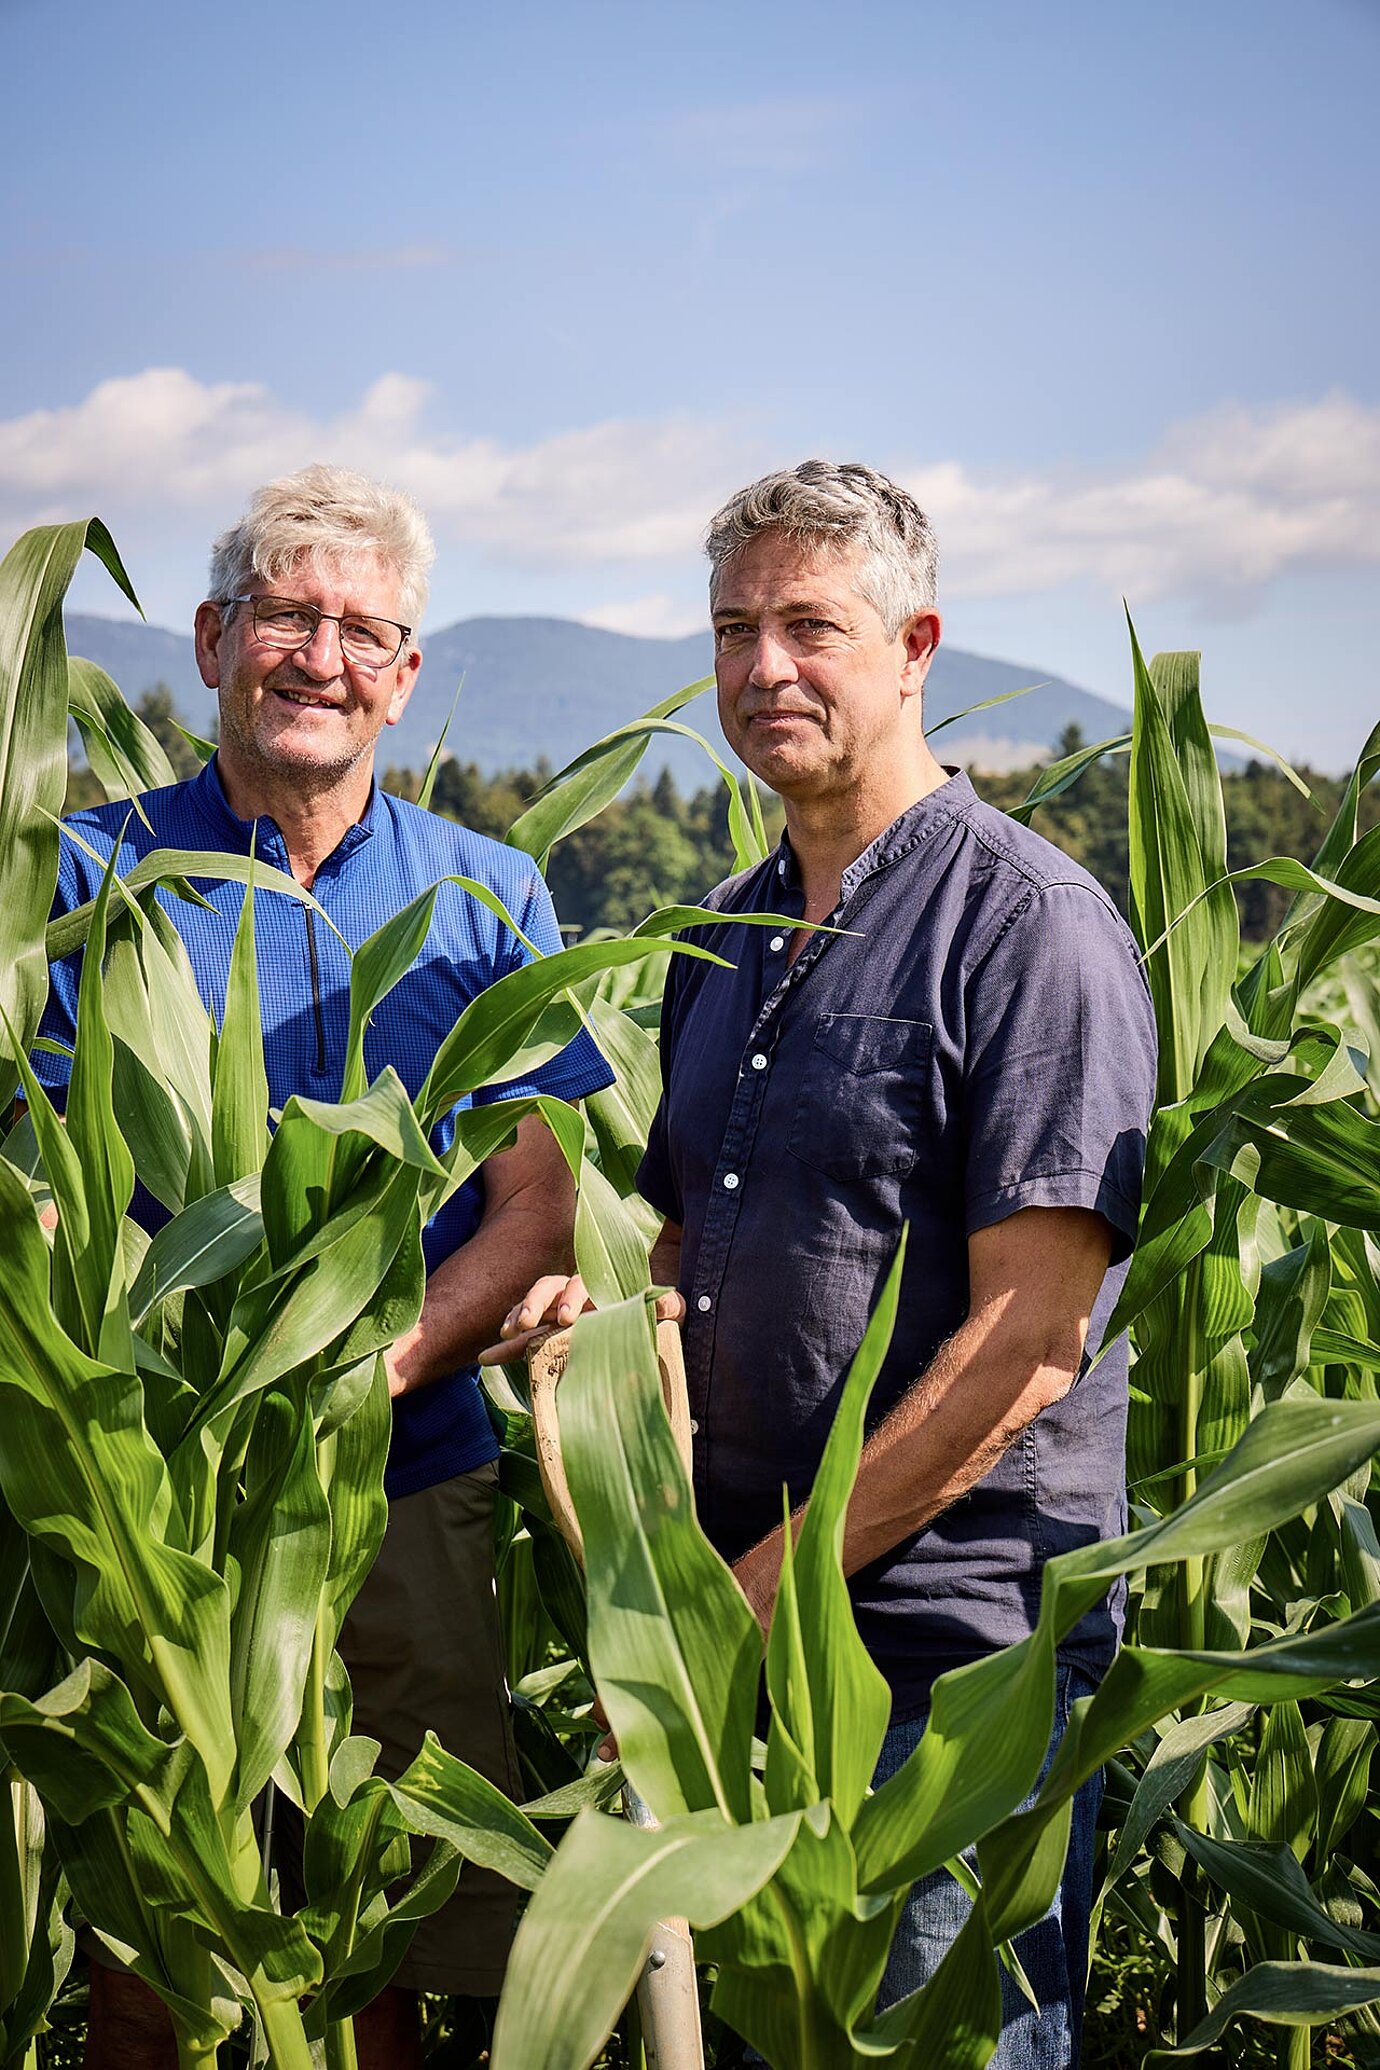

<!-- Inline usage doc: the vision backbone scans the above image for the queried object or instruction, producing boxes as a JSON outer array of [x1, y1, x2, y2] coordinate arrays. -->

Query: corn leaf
[[227, 1388, 332, 1812], [415, 672, 466, 811], [388, 1729, 554, 1890], [0, 520, 137, 1101], [67, 656, 177, 803], [210, 849, 270, 1185], [60, 845, 136, 1368], [766, 1235, 902, 1824], [126, 1178, 263, 1325], [491, 1806, 801, 2070], [559, 1296, 762, 1823], [855, 1397, 1380, 1893], [418, 934, 727, 1119], [1126, 634, 1237, 1101], [1158, 1960, 1380, 2056], [504, 679, 713, 865]]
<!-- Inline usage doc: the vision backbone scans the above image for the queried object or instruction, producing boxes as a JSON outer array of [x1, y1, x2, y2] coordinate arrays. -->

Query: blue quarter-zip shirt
[[35, 756, 612, 1498]]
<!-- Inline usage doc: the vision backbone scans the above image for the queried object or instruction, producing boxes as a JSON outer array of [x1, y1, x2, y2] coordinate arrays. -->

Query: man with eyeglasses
[[32, 465, 613, 2070]]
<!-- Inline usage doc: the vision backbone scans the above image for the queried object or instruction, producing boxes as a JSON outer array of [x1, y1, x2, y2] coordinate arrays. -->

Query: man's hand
[[479, 1218, 686, 1365], [485, 1272, 597, 1365], [480, 1272, 686, 1366], [383, 1329, 422, 1400]]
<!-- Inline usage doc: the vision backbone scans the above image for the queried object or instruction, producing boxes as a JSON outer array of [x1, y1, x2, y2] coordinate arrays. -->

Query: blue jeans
[[872, 1660, 1102, 2067]]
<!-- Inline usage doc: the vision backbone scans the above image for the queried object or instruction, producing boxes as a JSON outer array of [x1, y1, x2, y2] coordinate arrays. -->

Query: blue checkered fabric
[[35, 756, 612, 1497]]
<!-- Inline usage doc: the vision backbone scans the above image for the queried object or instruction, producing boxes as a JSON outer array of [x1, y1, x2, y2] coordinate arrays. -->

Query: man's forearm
[[847, 1301, 1080, 1564], [388, 1193, 576, 1394], [731, 1306, 1075, 1618], [731, 1206, 1110, 1626], [388, 1117, 579, 1397]]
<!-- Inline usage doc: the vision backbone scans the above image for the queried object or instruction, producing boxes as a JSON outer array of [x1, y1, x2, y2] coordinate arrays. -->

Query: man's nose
[[747, 630, 797, 688], [294, 617, 347, 679]]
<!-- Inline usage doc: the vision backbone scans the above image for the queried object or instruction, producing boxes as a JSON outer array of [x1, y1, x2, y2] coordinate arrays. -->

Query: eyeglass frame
[[222, 593, 414, 668]]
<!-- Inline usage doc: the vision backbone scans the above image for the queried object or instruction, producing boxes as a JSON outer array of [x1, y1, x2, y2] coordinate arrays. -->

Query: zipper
[[303, 908, 328, 1077]]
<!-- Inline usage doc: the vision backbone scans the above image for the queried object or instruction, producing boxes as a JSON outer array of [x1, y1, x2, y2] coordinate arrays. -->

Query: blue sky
[[3, 0, 1377, 768]]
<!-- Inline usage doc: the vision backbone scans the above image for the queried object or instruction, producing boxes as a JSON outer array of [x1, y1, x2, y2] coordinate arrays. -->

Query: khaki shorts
[[339, 1460, 523, 1996]]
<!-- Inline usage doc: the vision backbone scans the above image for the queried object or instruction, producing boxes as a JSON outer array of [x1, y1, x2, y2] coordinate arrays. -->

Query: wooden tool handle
[[526, 1318, 708, 2067], [527, 1316, 690, 1563]]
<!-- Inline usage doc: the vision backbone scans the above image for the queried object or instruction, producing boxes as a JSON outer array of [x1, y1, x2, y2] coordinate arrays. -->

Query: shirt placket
[[301, 820, 373, 1087], [685, 855, 872, 1514]]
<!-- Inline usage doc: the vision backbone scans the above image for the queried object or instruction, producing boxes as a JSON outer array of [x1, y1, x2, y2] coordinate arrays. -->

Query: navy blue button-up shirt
[[35, 757, 612, 1501], [638, 771, 1157, 1716]]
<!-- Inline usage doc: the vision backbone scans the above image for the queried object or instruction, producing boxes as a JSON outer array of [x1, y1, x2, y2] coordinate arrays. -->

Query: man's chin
[[248, 731, 372, 786], [733, 740, 823, 795]]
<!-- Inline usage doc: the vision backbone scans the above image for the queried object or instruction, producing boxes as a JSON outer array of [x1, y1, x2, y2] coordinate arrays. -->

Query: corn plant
[[481, 1269, 1380, 2070], [1, 509, 1376, 2067], [0, 521, 785, 2069], [474, 637, 1380, 2068]]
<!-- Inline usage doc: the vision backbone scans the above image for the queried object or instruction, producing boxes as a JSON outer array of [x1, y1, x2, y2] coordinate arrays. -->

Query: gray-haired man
[[499, 460, 1157, 2064], [36, 466, 612, 2069]]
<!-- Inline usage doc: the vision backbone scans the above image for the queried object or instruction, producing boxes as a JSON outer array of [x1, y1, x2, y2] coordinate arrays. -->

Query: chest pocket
[[786, 1014, 933, 1182]]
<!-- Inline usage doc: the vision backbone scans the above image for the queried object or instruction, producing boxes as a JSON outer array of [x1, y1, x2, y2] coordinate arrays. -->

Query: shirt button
[[778, 859, 787, 879], [750, 1052, 768, 1071], [696, 1294, 712, 1312], [769, 934, 785, 952], [689, 1418, 700, 1435], [723, 1172, 740, 1190]]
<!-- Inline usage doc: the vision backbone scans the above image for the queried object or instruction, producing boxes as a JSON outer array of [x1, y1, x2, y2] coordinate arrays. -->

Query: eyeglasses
[[227, 594, 412, 669]]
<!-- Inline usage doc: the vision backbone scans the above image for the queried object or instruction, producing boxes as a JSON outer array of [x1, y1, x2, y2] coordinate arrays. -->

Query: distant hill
[[65, 612, 1136, 788]]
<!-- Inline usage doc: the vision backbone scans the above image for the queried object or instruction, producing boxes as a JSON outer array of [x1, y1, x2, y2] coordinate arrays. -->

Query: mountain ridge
[[65, 611, 1136, 786]]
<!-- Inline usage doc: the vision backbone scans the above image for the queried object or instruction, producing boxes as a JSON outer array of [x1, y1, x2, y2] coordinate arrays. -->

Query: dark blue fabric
[[637, 771, 1157, 1716], [36, 756, 612, 1499]]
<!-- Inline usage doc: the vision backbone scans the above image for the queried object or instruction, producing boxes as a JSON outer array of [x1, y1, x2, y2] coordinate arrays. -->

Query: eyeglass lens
[[252, 598, 402, 666]]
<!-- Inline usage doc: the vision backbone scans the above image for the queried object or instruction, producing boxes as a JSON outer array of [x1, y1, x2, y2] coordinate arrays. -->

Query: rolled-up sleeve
[[961, 882, 1157, 1262]]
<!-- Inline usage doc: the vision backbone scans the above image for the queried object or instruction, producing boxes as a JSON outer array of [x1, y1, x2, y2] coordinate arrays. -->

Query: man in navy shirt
[[36, 466, 611, 2070], [498, 461, 1157, 2066]]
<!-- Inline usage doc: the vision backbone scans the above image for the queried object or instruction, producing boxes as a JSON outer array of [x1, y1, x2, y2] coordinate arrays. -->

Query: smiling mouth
[[274, 688, 342, 711]]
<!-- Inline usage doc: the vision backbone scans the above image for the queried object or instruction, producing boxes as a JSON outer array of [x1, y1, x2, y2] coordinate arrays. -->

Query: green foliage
[[0, 528, 783, 2067], [489, 1287, 1380, 2070], [3, 533, 1378, 2068]]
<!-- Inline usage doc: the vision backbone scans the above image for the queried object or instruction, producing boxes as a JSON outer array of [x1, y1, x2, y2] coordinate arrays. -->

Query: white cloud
[[905, 392, 1380, 605], [3, 371, 1378, 614], [578, 594, 708, 639], [0, 367, 746, 571]]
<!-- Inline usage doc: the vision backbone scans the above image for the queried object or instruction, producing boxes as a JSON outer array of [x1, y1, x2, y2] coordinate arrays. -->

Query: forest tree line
[[70, 688, 1378, 942]]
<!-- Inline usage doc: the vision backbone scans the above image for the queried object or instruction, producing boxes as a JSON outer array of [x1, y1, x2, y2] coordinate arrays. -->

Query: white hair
[[207, 463, 435, 628], [706, 459, 938, 635]]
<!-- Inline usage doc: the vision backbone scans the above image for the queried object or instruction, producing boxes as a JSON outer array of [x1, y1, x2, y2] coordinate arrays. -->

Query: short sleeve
[[472, 866, 614, 1108], [962, 883, 1157, 1262]]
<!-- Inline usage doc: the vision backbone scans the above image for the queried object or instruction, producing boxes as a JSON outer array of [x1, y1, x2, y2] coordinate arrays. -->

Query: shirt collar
[[771, 768, 974, 900], [192, 755, 379, 868]]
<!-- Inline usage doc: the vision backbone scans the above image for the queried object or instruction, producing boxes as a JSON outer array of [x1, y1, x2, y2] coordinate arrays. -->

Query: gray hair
[[705, 460, 938, 636], [207, 463, 436, 628]]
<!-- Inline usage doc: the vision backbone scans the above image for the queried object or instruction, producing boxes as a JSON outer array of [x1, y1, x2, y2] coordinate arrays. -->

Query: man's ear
[[193, 600, 227, 690], [901, 609, 942, 700], [387, 642, 422, 726]]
